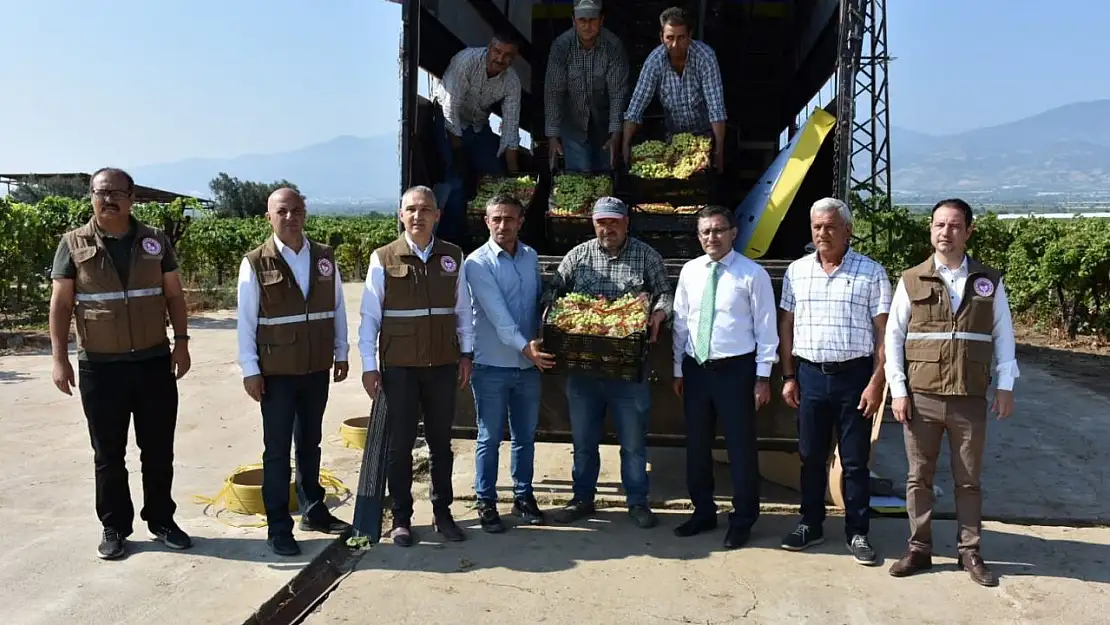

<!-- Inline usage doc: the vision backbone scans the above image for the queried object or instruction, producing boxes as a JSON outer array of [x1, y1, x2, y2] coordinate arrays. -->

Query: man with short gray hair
[[777, 197, 892, 565]]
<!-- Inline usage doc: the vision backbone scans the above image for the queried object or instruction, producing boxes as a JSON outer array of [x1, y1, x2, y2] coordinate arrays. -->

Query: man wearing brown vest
[[357, 185, 475, 547], [884, 198, 1018, 587], [49, 167, 193, 560], [237, 187, 352, 557]]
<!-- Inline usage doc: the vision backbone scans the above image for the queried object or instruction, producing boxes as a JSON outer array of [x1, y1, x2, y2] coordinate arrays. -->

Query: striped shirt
[[780, 248, 892, 363], [623, 40, 727, 136], [544, 27, 631, 142], [431, 47, 522, 157], [545, 236, 673, 317]]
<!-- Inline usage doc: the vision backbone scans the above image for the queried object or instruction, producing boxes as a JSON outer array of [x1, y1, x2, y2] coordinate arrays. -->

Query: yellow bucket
[[339, 416, 370, 449]]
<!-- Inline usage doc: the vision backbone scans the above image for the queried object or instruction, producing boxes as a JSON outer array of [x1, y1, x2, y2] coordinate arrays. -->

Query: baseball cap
[[574, 0, 602, 19], [592, 196, 628, 220]]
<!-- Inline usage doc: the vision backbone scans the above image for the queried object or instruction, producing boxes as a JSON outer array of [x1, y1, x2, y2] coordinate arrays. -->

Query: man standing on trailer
[[49, 167, 193, 560], [671, 206, 778, 549], [884, 198, 1018, 587], [544, 196, 672, 529], [777, 197, 891, 566], [431, 32, 523, 241], [465, 193, 555, 533], [622, 6, 726, 172], [237, 187, 353, 557], [358, 185, 475, 547], [544, 0, 631, 172]]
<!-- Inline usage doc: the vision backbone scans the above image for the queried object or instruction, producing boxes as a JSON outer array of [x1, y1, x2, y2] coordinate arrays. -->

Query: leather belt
[[797, 355, 872, 375], [688, 352, 754, 370]]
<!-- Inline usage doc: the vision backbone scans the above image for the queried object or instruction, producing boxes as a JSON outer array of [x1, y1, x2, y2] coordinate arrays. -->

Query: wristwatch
[[781, 373, 796, 382], [174, 334, 190, 342], [460, 352, 474, 360], [756, 375, 769, 381]]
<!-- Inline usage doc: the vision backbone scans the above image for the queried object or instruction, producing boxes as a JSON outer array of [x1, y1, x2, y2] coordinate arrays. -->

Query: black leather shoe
[[674, 515, 717, 537], [553, 499, 595, 524], [723, 526, 751, 549], [433, 514, 466, 542], [512, 495, 546, 525], [268, 535, 301, 556], [476, 500, 506, 533], [299, 507, 352, 535], [390, 524, 414, 547]]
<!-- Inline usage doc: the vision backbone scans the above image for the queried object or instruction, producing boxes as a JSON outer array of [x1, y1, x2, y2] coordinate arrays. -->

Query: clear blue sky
[[1, 0, 1106, 172]]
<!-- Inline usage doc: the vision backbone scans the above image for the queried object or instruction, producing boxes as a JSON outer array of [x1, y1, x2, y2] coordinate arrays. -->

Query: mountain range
[[128, 100, 1110, 204]]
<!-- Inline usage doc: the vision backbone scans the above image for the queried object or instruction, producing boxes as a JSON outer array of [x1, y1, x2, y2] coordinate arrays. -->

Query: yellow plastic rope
[[192, 462, 351, 528]]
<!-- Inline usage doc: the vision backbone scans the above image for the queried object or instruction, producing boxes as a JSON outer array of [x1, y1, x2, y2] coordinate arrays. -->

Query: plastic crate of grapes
[[542, 293, 651, 382], [621, 133, 717, 204]]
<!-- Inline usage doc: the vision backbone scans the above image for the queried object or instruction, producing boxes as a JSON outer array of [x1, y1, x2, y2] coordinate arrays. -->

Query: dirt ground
[[1, 283, 1109, 625]]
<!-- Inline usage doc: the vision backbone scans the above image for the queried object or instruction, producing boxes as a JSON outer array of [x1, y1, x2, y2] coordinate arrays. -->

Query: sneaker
[[476, 500, 506, 533], [148, 520, 193, 550], [628, 504, 658, 529], [552, 499, 595, 524], [98, 528, 127, 560], [267, 534, 301, 556], [511, 495, 546, 525], [847, 534, 878, 565], [781, 523, 824, 551]]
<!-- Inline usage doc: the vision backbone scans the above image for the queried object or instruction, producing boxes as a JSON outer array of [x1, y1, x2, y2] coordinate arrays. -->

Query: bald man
[[236, 188, 353, 556]]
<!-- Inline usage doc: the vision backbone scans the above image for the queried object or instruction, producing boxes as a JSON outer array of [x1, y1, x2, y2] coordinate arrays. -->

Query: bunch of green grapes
[[631, 140, 669, 160], [631, 161, 672, 178], [671, 133, 712, 154], [672, 152, 710, 178]]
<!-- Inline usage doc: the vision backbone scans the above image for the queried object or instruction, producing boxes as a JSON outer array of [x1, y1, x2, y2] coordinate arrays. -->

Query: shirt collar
[[486, 238, 521, 258], [812, 246, 855, 267], [933, 254, 968, 275], [272, 233, 308, 255], [596, 235, 630, 259], [707, 249, 735, 268], [405, 233, 435, 255]]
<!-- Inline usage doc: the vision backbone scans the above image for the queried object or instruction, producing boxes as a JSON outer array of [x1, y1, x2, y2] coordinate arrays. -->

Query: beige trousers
[[904, 392, 988, 555]]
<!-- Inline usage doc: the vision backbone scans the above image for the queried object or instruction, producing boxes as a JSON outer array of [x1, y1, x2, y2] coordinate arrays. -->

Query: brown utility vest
[[375, 235, 462, 368], [902, 255, 1002, 397], [244, 237, 337, 376], [65, 218, 169, 354]]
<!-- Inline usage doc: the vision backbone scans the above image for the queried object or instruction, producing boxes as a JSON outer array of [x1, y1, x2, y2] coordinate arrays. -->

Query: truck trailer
[[389, 0, 890, 505]]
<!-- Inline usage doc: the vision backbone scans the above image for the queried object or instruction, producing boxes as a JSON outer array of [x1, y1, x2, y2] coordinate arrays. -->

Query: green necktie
[[694, 261, 720, 364]]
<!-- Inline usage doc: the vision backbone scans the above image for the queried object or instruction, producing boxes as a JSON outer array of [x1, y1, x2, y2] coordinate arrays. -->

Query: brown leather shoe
[[959, 551, 999, 587], [888, 550, 933, 577]]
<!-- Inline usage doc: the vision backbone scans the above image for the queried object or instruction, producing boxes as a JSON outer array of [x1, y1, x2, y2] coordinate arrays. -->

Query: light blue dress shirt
[[464, 239, 542, 369]]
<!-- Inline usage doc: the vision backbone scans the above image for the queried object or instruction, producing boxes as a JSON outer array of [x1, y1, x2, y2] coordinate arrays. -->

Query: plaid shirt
[[431, 47, 522, 156], [624, 40, 726, 136], [780, 248, 892, 363], [545, 236, 673, 317], [544, 27, 630, 142]]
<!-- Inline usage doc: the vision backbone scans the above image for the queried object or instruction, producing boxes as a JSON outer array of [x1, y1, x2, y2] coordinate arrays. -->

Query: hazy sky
[[1, 0, 1106, 172]]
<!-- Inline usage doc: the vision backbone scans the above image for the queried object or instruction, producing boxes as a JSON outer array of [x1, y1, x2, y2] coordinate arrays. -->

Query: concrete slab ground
[[2, 281, 1109, 625], [302, 502, 1110, 625]]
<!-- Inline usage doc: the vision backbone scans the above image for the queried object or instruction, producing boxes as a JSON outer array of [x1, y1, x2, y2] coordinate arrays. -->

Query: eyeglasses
[[92, 189, 130, 201], [698, 227, 732, 238]]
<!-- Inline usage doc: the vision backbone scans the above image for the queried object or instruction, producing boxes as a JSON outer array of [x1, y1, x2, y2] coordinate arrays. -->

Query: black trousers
[[78, 355, 179, 535], [681, 353, 761, 529], [382, 363, 457, 523], [259, 370, 330, 538]]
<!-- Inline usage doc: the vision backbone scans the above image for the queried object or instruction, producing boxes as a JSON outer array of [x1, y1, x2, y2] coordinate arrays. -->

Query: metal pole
[[399, 0, 420, 195]]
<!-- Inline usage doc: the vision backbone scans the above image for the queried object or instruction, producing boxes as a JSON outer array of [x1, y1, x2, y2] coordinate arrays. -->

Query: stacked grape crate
[[465, 175, 538, 243], [621, 133, 716, 257], [545, 172, 614, 254]]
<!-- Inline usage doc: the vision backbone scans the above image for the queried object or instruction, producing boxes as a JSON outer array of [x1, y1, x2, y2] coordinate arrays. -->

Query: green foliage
[[208, 172, 300, 218], [8, 175, 90, 203]]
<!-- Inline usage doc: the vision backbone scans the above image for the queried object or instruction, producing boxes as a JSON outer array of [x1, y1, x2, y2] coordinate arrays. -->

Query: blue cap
[[592, 196, 628, 220]]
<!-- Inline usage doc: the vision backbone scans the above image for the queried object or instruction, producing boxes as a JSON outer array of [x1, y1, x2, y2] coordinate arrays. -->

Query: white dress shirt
[[672, 249, 780, 378], [884, 254, 1019, 399], [236, 234, 349, 379], [357, 235, 475, 372]]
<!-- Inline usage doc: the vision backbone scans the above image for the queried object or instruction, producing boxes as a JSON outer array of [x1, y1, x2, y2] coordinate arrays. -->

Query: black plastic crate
[[542, 321, 650, 383], [545, 214, 595, 252], [619, 169, 717, 206], [632, 228, 703, 259], [629, 210, 699, 233]]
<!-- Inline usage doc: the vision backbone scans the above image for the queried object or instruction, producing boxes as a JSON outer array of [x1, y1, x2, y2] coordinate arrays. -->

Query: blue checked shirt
[[623, 40, 727, 136], [780, 248, 893, 364], [464, 239, 542, 369]]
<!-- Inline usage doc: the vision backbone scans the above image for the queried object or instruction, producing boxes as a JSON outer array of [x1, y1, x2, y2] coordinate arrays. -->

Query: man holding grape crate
[[621, 7, 727, 173], [544, 196, 672, 529], [671, 206, 779, 549], [544, 0, 631, 173]]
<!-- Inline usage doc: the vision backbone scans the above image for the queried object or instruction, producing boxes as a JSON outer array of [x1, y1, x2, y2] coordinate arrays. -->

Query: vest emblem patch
[[973, 276, 994, 297], [141, 237, 162, 255], [440, 256, 457, 273], [317, 258, 334, 277]]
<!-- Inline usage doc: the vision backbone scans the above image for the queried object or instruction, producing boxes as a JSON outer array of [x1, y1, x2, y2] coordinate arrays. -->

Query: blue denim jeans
[[471, 364, 542, 503], [565, 374, 651, 507], [796, 357, 874, 539], [561, 136, 612, 173], [433, 107, 504, 241]]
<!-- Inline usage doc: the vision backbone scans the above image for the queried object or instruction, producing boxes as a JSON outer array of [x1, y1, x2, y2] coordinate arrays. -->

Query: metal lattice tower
[[832, 0, 892, 211]]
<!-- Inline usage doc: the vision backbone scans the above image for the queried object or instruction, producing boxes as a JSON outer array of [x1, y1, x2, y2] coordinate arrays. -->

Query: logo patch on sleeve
[[317, 258, 334, 277], [440, 256, 457, 273], [973, 276, 994, 297], [141, 237, 162, 255]]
